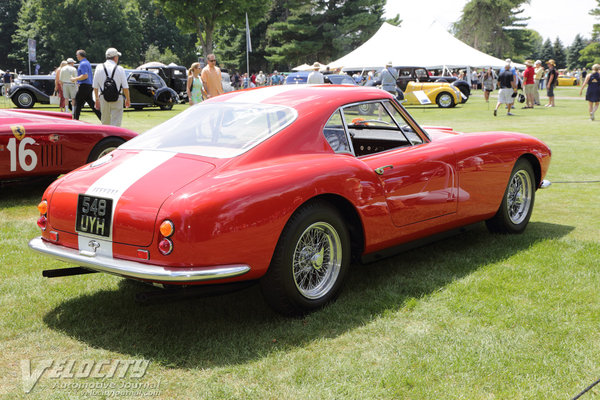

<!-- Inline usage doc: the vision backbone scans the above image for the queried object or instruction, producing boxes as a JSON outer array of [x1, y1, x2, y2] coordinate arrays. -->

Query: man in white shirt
[[93, 47, 130, 126], [307, 62, 324, 84], [60, 58, 78, 113], [256, 71, 266, 86]]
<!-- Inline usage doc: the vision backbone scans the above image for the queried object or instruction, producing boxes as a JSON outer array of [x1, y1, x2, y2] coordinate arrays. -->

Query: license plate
[[76, 195, 113, 237]]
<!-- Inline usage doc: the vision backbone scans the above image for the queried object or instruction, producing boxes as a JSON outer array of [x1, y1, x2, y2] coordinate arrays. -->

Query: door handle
[[374, 165, 394, 175]]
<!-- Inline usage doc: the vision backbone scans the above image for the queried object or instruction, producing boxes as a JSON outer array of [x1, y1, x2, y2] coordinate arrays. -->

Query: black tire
[[436, 92, 455, 108], [485, 158, 536, 234], [452, 82, 470, 103], [86, 137, 125, 163], [159, 101, 174, 111], [260, 200, 351, 316], [157, 92, 175, 110], [12, 90, 35, 108]]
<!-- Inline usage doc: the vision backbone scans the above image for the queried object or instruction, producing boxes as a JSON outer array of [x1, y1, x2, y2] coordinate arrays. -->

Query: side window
[[342, 102, 412, 156], [323, 110, 351, 154], [128, 73, 140, 83], [383, 101, 425, 145], [138, 73, 152, 84], [151, 74, 162, 87], [415, 68, 428, 79]]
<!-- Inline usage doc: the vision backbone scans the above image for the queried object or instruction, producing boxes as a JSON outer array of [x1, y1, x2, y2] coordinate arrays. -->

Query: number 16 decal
[[7, 137, 38, 172]]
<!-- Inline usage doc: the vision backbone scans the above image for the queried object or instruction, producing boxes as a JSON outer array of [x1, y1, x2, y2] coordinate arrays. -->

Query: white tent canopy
[[328, 21, 514, 71]]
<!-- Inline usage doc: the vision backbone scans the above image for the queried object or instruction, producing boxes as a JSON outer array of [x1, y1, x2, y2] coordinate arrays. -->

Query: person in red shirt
[[523, 60, 536, 109]]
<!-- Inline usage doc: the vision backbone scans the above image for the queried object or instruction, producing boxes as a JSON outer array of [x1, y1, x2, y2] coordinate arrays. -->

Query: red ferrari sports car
[[1, 109, 137, 181], [29, 85, 551, 315]]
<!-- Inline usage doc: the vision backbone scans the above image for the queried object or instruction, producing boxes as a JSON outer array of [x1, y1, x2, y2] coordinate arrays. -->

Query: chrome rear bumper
[[29, 237, 250, 283]]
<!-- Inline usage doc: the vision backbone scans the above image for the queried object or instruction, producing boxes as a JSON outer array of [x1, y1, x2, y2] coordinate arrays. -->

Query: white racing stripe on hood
[[77, 150, 175, 258]]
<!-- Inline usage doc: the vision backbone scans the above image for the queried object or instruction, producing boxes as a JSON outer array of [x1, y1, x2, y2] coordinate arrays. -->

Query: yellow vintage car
[[557, 75, 578, 86], [402, 81, 463, 108]]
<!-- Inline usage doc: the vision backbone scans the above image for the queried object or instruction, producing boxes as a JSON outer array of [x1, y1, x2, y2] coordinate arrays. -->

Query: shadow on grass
[[43, 221, 573, 369], [0, 177, 54, 205]]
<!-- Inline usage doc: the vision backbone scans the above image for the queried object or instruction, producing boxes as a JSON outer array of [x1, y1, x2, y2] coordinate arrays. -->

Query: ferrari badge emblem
[[88, 240, 101, 253], [49, 134, 60, 143], [11, 125, 26, 140]]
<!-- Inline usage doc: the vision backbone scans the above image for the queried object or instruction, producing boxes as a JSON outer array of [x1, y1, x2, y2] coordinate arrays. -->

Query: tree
[[213, 0, 290, 73], [591, 0, 600, 40], [154, 0, 269, 60], [134, 0, 197, 67], [266, 0, 386, 69], [539, 38, 554, 64], [553, 37, 567, 69], [567, 34, 588, 69], [523, 29, 543, 61], [386, 14, 402, 27], [144, 44, 181, 65], [509, 28, 541, 62], [11, 0, 144, 71], [0, 0, 23, 71], [579, 0, 600, 67], [452, 0, 530, 58]]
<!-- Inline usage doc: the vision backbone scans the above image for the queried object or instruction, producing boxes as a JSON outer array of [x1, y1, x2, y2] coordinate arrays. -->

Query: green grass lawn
[[1, 87, 599, 399]]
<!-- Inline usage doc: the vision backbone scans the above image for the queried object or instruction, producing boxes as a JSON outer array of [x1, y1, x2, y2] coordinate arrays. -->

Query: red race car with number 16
[[1, 109, 137, 182]]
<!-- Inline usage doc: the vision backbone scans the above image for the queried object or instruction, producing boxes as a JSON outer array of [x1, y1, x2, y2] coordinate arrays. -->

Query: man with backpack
[[93, 47, 130, 126]]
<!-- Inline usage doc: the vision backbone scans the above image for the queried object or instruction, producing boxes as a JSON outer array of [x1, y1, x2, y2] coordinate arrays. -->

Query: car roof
[[208, 85, 393, 116]]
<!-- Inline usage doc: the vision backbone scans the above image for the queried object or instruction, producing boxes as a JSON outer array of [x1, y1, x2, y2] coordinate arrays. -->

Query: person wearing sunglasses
[[201, 54, 224, 99]]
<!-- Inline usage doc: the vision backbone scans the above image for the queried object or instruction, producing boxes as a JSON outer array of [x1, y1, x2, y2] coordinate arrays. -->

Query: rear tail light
[[37, 200, 48, 231], [158, 238, 173, 255], [37, 216, 47, 230], [157, 219, 174, 255], [37, 201, 48, 215], [159, 220, 174, 237]]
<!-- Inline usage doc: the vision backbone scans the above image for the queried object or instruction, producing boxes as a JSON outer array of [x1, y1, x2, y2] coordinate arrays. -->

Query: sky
[[384, 0, 598, 45]]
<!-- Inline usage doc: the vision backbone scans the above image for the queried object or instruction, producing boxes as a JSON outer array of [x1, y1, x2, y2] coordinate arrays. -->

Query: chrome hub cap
[[293, 222, 342, 299], [439, 94, 452, 107], [507, 170, 532, 224], [96, 147, 117, 159]]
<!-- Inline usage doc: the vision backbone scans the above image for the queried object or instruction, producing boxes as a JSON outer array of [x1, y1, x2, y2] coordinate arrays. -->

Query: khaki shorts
[[524, 84, 535, 96]]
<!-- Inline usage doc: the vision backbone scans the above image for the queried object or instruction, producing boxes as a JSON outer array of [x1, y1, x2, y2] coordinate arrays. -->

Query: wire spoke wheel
[[293, 222, 342, 299], [260, 201, 350, 315], [485, 159, 536, 234], [507, 170, 533, 225]]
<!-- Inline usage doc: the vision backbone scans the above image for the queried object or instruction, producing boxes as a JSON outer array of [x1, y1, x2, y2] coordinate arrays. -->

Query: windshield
[[121, 102, 297, 158]]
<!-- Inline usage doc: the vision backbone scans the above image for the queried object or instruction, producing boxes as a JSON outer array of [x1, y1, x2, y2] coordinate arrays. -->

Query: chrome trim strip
[[29, 237, 250, 283], [540, 179, 552, 189]]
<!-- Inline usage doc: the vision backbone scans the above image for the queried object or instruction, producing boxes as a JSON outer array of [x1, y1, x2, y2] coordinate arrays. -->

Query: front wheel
[[260, 201, 351, 316], [86, 137, 125, 163], [12, 90, 35, 108], [486, 159, 535, 234], [436, 92, 455, 108]]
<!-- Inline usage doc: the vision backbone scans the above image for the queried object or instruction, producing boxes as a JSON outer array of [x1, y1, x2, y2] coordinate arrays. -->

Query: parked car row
[[8, 70, 178, 110], [284, 70, 463, 109]]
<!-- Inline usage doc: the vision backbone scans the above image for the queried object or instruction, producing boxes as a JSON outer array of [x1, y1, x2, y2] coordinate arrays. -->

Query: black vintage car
[[125, 69, 178, 110], [137, 65, 188, 102], [8, 74, 56, 108], [8, 70, 177, 110]]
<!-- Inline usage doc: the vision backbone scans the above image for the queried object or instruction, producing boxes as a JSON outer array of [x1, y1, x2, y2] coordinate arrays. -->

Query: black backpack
[[101, 64, 121, 102]]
